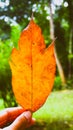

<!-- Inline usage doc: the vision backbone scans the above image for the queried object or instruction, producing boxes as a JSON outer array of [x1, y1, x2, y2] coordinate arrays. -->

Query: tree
[[49, 1, 66, 86], [0, 0, 73, 107], [66, 0, 73, 79]]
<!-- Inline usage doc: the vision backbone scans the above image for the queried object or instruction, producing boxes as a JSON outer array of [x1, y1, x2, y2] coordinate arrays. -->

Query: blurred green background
[[0, 0, 73, 129]]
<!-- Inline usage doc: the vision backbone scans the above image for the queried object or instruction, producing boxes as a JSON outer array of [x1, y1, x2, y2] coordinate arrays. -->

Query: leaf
[[9, 19, 56, 112]]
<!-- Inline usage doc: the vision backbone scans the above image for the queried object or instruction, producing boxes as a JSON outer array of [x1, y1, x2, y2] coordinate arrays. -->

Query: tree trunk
[[49, 2, 66, 86], [68, 29, 72, 79], [67, 0, 73, 79]]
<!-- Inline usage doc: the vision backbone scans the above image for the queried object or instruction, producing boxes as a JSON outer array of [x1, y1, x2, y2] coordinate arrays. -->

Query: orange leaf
[[9, 19, 56, 112]]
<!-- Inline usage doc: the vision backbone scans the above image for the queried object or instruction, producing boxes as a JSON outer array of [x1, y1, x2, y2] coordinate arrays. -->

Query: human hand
[[0, 107, 35, 130]]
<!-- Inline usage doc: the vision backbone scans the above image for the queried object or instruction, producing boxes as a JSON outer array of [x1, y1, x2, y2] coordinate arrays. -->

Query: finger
[[0, 107, 25, 128], [9, 111, 32, 130], [27, 118, 36, 128]]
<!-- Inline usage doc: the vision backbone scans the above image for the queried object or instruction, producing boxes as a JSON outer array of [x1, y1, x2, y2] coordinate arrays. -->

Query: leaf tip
[[31, 12, 34, 20]]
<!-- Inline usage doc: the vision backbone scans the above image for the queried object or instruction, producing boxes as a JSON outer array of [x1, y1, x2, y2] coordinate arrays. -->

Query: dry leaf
[[9, 19, 56, 112]]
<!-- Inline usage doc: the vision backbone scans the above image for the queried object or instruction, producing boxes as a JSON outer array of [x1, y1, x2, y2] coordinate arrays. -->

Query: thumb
[[9, 111, 32, 130]]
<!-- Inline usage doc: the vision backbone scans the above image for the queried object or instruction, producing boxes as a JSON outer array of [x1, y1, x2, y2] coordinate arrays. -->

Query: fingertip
[[30, 118, 36, 126], [32, 118, 36, 123], [23, 111, 32, 122]]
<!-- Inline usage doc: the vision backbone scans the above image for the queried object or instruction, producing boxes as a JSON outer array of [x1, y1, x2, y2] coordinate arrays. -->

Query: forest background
[[0, 1, 73, 129], [0, 0, 73, 107]]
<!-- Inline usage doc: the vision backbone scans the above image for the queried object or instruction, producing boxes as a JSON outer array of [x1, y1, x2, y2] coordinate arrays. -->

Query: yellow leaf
[[9, 19, 56, 112]]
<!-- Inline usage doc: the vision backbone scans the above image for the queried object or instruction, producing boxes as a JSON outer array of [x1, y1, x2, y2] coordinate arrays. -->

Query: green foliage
[[11, 25, 21, 48], [67, 78, 73, 89], [0, 0, 73, 108], [53, 76, 62, 91], [0, 24, 21, 107], [68, 54, 73, 59], [0, 99, 4, 110]]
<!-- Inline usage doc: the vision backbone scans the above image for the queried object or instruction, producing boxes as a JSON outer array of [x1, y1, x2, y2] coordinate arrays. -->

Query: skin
[[0, 107, 35, 130]]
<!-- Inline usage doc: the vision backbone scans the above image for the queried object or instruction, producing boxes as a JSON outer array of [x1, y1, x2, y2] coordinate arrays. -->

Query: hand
[[0, 107, 35, 130]]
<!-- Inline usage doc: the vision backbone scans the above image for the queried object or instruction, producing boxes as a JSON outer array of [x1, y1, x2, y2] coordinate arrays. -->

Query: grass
[[27, 90, 73, 130], [0, 99, 4, 110], [0, 90, 73, 130], [33, 90, 73, 121]]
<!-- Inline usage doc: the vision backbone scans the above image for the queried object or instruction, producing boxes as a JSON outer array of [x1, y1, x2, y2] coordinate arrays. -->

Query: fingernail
[[32, 118, 36, 122], [23, 111, 32, 122]]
